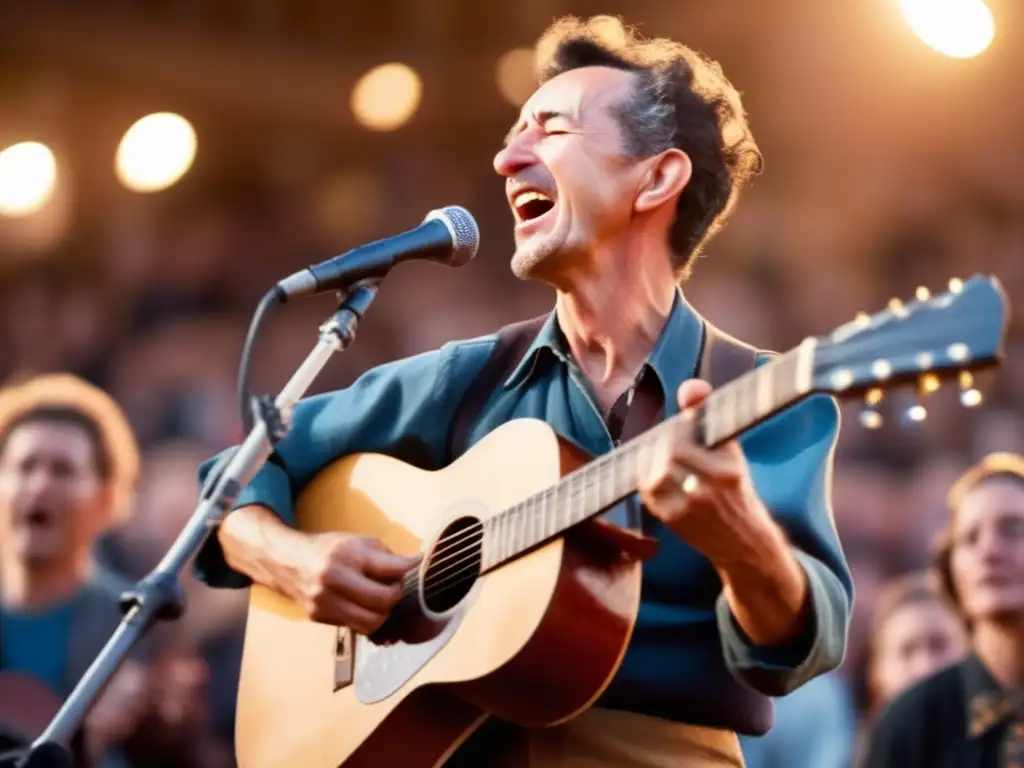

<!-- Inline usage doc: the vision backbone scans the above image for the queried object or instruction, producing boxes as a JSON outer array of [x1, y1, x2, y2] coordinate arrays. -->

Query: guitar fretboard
[[479, 340, 815, 571]]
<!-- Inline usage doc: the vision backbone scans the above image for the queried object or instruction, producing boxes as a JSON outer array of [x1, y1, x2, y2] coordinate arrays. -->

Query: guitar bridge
[[334, 627, 354, 691]]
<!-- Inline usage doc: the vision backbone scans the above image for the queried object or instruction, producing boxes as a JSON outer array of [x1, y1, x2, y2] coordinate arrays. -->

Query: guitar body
[[236, 419, 643, 768]]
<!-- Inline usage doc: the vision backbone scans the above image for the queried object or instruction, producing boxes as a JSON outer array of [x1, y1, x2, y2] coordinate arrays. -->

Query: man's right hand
[[292, 532, 420, 634]]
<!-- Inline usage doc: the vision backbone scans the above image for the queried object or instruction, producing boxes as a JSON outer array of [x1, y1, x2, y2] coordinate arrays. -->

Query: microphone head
[[423, 206, 479, 267]]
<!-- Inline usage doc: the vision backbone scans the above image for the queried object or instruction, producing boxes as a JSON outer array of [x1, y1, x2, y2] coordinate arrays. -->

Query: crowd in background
[[0, 154, 1020, 765], [0, 3, 1023, 761]]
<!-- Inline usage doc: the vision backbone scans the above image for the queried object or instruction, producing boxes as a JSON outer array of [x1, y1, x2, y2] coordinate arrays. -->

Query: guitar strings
[[402, 431, 680, 601], [399, 433, 662, 592]]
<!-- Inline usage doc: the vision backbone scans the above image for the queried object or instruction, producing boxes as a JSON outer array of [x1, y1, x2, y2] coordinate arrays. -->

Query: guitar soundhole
[[421, 515, 483, 616]]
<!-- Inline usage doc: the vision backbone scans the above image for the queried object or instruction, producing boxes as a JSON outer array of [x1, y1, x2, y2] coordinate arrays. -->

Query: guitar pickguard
[[351, 611, 465, 703]]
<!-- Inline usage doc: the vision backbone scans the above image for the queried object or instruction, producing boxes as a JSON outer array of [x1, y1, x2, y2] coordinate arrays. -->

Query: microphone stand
[[14, 283, 380, 768]]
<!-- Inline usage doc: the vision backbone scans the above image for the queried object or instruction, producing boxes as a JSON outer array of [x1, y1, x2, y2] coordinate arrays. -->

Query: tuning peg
[[887, 298, 909, 318], [915, 286, 931, 301], [865, 388, 884, 406], [855, 311, 870, 327], [949, 277, 964, 293], [918, 373, 941, 395], [959, 370, 983, 408]]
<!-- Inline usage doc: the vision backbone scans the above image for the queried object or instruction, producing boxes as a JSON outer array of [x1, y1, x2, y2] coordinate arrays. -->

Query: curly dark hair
[[535, 16, 764, 279]]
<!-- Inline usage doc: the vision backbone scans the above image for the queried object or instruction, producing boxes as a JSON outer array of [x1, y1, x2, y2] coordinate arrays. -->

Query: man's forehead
[[957, 485, 1024, 526], [6, 420, 94, 457], [520, 65, 637, 120]]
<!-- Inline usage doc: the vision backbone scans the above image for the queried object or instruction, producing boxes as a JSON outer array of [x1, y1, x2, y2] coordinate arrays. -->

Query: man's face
[[951, 478, 1024, 623], [493, 65, 645, 280], [870, 600, 966, 707], [0, 420, 108, 566]]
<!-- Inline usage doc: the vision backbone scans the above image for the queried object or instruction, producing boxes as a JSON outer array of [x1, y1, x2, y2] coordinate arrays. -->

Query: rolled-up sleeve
[[717, 391, 852, 696], [194, 344, 457, 588]]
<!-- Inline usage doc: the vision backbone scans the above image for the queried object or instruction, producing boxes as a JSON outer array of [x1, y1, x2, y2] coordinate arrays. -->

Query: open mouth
[[512, 190, 556, 225], [19, 507, 54, 529]]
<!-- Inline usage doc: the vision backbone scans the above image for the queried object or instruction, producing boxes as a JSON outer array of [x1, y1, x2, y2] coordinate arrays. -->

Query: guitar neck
[[480, 340, 816, 571]]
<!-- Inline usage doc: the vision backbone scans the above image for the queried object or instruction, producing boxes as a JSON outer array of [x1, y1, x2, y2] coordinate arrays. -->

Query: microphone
[[276, 205, 480, 300]]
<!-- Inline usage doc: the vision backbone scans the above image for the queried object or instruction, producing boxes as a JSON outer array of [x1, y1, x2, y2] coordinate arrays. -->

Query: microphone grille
[[425, 205, 480, 267]]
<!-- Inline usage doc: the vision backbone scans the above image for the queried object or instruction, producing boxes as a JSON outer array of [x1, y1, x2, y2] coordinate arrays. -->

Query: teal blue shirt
[[0, 598, 75, 695], [195, 291, 853, 735]]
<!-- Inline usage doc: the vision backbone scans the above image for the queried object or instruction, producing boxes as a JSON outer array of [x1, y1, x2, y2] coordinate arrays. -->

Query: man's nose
[[494, 133, 536, 178]]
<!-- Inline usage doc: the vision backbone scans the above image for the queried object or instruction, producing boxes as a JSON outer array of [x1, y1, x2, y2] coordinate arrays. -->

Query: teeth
[[513, 190, 552, 208]]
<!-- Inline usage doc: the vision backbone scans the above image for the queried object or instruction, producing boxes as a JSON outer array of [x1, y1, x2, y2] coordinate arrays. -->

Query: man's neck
[[0, 555, 89, 612], [973, 619, 1024, 689], [552, 245, 678, 395]]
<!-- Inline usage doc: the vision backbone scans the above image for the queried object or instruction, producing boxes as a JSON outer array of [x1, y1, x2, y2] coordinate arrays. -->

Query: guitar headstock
[[810, 274, 1010, 426]]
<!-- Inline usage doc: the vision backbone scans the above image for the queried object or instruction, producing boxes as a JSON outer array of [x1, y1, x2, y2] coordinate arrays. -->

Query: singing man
[[195, 16, 853, 766]]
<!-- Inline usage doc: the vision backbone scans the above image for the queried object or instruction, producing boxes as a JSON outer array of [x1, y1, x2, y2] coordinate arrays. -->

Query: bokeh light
[[115, 112, 198, 193], [899, 0, 995, 59], [350, 63, 422, 132], [495, 48, 536, 107], [0, 141, 57, 217]]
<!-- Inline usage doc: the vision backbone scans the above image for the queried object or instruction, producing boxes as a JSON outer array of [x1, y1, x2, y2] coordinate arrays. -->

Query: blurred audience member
[[119, 640, 233, 768], [97, 440, 247, 755], [862, 453, 1024, 767], [864, 570, 967, 716], [0, 374, 149, 765]]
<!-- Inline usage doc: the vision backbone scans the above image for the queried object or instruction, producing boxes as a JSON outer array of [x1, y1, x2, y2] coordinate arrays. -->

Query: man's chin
[[970, 591, 1024, 623], [10, 530, 62, 565], [510, 236, 565, 281], [510, 246, 547, 280]]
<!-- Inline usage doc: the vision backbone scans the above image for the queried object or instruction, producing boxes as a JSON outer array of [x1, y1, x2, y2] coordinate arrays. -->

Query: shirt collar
[[502, 288, 705, 405], [963, 653, 1022, 738]]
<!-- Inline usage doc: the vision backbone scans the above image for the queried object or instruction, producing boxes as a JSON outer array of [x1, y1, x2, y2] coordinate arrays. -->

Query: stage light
[[116, 112, 197, 193], [899, 0, 995, 58], [496, 48, 536, 107], [351, 63, 422, 132], [0, 141, 57, 217]]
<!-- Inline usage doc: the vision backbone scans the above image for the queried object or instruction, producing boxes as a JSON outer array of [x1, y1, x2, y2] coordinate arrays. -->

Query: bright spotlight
[[116, 112, 197, 193], [0, 142, 57, 217], [351, 63, 422, 132], [899, 0, 995, 59], [496, 48, 536, 107]]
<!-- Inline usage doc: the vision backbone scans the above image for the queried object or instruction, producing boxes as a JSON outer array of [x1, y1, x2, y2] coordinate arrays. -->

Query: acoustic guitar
[[235, 275, 1009, 768]]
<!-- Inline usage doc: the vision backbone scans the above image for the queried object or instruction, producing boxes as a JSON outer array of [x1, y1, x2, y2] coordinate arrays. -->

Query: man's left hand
[[637, 378, 777, 566]]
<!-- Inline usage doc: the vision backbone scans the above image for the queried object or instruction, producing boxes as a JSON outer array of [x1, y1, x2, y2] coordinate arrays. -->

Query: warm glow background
[[0, 1, 1021, 766]]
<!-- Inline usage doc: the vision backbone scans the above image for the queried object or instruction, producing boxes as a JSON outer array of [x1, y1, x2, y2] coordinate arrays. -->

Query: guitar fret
[[577, 473, 585, 528], [482, 348, 808, 573], [543, 487, 554, 541], [589, 466, 598, 520], [599, 456, 614, 510], [514, 503, 524, 558], [747, 367, 759, 424], [528, 491, 536, 548], [772, 352, 794, 405], [492, 512, 503, 565], [555, 480, 565, 534], [756, 363, 771, 417]]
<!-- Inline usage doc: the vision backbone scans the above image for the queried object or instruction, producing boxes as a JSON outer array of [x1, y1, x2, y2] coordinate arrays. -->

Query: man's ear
[[634, 149, 692, 214]]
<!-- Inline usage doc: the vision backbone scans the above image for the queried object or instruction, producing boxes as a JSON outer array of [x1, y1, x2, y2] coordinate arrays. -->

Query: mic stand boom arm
[[19, 282, 380, 767]]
